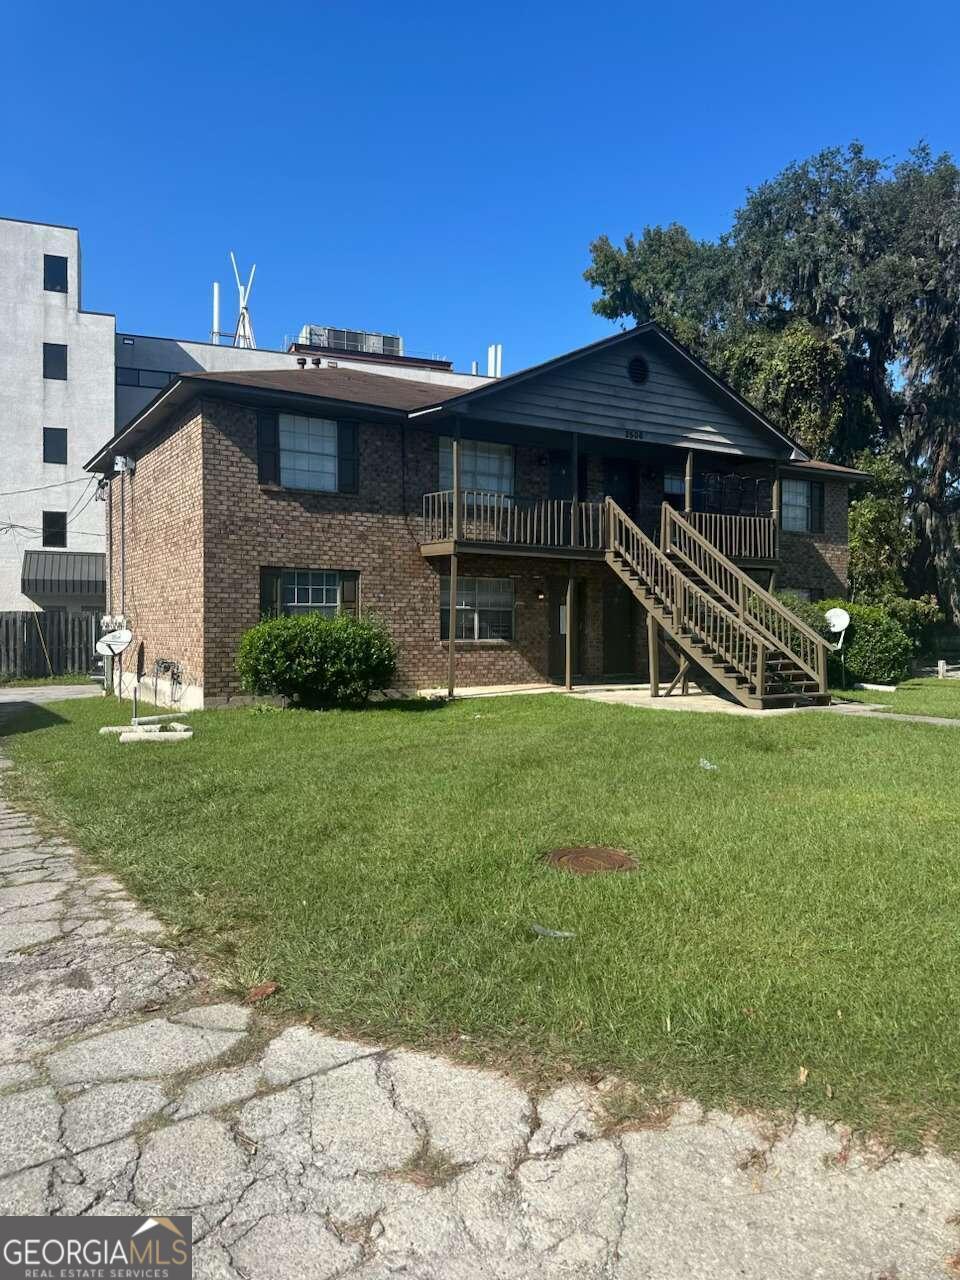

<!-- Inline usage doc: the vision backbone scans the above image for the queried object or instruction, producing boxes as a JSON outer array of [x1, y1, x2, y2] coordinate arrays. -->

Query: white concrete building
[[0, 217, 114, 613]]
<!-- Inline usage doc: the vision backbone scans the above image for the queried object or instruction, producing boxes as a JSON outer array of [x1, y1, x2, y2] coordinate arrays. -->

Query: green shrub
[[236, 613, 397, 708], [882, 594, 942, 653], [777, 594, 912, 686]]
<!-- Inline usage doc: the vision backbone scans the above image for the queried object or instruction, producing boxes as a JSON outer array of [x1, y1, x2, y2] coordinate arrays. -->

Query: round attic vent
[[544, 846, 638, 875], [627, 356, 650, 386]]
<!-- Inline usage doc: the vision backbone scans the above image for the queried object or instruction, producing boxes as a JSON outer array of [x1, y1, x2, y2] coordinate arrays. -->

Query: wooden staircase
[[604, 498, 830, 710]]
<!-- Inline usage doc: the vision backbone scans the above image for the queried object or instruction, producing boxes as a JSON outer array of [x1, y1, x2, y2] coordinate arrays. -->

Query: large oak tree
[[585, 144, 960, 618]]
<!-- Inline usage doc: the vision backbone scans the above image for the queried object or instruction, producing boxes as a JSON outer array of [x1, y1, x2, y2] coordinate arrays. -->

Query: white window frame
[[281, 570, 342, 617], [439, 438, 514, 494], [278, 414, 338, 492], [440, 575, 514, 641]]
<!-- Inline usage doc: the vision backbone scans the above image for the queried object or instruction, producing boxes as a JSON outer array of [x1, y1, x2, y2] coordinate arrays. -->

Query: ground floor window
[[440, 575, 514, 640], [782, 586, 824, 603], [260, 568, 359, 619]]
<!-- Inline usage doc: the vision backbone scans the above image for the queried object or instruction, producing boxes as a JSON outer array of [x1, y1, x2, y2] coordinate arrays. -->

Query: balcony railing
[[422, 489, 606, 550], [684, 511, 778, 561], [421, 490, 777, 560]]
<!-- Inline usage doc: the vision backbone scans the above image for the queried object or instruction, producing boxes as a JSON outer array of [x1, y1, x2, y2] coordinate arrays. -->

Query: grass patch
[[4, 693, 960, 1150], [0, 673, 96, 688], [832, 676, 960, 719]]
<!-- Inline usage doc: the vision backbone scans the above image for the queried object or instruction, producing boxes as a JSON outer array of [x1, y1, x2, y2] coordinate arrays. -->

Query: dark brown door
[[603, 458, 637, 515], [548, 579, 586, 682], [603, 580, 637, 675]]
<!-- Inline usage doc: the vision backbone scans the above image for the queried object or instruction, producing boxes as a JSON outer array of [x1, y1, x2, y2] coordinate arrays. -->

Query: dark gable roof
[[85, 367, 470, 472], [185, 367, 468, 412], [85, 324, 814, 474]]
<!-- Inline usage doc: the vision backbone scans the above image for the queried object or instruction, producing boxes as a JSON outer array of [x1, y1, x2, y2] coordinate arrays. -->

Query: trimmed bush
[[236, 613, 397, 708], [778, 593, 912, 686]]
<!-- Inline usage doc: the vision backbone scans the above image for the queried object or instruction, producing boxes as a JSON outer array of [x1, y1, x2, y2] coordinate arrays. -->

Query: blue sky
[[4, 1, 958, 373]]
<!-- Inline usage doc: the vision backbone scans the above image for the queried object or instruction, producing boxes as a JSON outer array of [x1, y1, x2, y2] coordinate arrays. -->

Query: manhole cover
[[544, 846, 637, 875]]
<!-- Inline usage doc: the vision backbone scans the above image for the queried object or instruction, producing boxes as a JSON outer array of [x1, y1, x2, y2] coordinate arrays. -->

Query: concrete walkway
[[0, 682, 102, 706], [1, 734, 958, 1275]]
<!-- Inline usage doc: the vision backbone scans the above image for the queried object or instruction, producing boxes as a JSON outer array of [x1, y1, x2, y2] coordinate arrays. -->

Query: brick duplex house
[[86, 324, 865, 711]]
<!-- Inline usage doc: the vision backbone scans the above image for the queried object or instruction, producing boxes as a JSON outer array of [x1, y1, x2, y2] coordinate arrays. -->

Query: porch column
[[684, 449, 695, 514], [451, 434, 461, 541], [570, 433, 580, 549], [647, 611, 660, 697], [564, 568, 575, 691], [771, 464, 781, 563], [447, 551, 458, 699]]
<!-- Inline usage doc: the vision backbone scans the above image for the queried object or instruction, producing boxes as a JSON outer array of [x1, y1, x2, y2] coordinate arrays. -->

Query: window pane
[[781, 479, 811, 532], [280, 569, 342, 615], [43, 254, 68, 293], [42, 511, 67, 547], [116, 366, 139, 386], [664, 471, 685, 496], [439, 575, 512, 640], [278, 414, 337, 491], [42, 343, 67, 381], [439, 438, 513, 493], [42, 428, 68, 465]]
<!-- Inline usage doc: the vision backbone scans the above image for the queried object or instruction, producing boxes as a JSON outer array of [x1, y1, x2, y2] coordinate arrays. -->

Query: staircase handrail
[[606, 498, 768, 696], [661, 505, 828, 692]]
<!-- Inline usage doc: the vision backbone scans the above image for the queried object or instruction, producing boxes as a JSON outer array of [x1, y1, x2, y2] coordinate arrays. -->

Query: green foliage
[[779, 593, 912, 685], [883, 595, 943, 653], [585, 141, 960, 617], [719, 323, 848, 457], [236, 613, 397, 708], [847, 449, 916, 600]]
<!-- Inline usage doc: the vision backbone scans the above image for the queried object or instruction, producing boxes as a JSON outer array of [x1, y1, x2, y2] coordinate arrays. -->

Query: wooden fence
[[0, 611, 99, 679]]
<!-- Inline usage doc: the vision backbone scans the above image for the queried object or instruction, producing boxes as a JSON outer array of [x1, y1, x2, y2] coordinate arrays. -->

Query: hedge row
[[778, 595, 912, 686]]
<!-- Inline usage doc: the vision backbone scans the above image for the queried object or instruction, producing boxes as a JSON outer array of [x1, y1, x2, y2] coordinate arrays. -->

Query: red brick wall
[[778, 480, 850, 598], [108, 408, 205, 697], [199, 400, 616, 699]]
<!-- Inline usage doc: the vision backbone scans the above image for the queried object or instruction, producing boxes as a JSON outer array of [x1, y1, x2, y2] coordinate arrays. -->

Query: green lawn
[[832, 676, 960, 719], [4, 693, 960, 1150], [0, 673, 95, 688]]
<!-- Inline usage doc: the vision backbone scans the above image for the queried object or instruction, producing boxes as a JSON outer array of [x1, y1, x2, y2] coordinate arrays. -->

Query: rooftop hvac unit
[[297, 325, 404, 357]]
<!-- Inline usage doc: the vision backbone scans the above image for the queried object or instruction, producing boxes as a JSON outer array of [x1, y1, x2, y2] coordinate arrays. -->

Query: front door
[[548, 579, 586, 682], [603, 580, 637, 676], [603, 459, 638, 516]]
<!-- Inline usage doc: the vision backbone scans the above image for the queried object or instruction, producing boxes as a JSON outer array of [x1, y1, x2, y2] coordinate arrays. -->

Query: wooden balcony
[[420, 489, 606, 559], [420, 490, 778, 563], [683, 511, 778, 562]]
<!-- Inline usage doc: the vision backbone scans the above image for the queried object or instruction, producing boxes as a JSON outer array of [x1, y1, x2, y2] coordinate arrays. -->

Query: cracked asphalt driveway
[[0, 727, 958, 1277]]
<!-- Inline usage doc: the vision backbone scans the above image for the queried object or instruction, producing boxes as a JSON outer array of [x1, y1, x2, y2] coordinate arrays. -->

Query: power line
[[0, 476, 90, 499]]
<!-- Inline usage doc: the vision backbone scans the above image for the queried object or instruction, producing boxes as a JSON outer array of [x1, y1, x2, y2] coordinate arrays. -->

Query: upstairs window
[[43, 427, 68, 465], [255, 412, 359, 494], [42, 511, 67, 547], [440, 575, 514, 640], [43, 343, 68, 380], [43, 254, 68, 293], [439, 438, 514, 494], [781, 478, 825, 534]]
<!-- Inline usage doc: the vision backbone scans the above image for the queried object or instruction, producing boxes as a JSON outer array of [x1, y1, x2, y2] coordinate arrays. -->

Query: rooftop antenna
[[230, 251, 257, 349], [211, 281, 220, 345]]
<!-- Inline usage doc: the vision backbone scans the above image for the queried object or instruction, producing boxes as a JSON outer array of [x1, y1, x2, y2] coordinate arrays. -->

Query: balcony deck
[[420, 490, 778, 563]]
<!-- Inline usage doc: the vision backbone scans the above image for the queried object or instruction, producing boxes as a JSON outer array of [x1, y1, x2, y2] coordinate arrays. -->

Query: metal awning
[[21, 550, 106, 599]]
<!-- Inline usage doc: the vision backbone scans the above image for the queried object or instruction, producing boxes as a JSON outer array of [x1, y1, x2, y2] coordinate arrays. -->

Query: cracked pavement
[[0, 748, 958, 1277]]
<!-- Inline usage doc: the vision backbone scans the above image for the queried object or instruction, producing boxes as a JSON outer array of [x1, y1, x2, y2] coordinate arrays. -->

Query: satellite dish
[[95, 628, 133, 657], [824, 607, 850, 651]]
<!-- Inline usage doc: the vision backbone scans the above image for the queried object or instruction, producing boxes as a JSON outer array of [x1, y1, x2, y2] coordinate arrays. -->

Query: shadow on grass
[[0, 702, 68, 738]]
